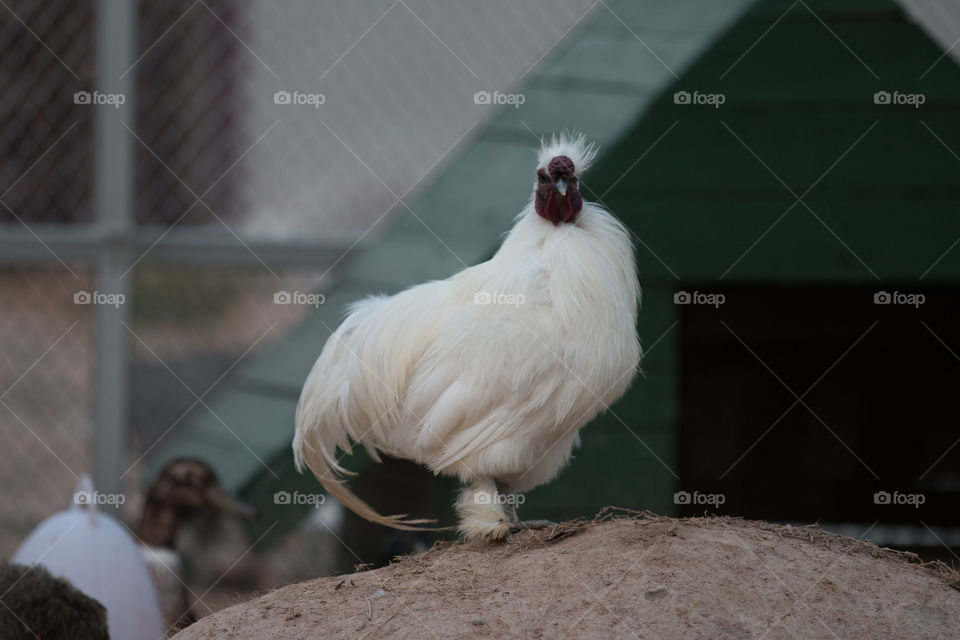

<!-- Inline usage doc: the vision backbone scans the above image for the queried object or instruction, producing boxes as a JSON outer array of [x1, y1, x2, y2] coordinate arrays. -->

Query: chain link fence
[[0, 0, 596, 603], [1, 0, 97, 558]]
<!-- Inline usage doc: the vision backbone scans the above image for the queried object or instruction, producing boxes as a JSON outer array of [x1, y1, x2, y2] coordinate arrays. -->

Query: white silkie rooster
[[294, 134, 640, 541]]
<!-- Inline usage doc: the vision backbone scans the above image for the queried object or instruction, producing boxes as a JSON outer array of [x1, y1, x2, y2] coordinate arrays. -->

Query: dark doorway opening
[[676, 285, 960, 560]]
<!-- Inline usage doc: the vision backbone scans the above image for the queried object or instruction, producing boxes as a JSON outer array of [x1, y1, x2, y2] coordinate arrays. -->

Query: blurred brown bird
[[137, 458, 255, 630]]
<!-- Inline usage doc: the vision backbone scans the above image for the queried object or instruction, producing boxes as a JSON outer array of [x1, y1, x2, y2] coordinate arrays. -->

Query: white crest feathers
[[536, 132, 598, 175]]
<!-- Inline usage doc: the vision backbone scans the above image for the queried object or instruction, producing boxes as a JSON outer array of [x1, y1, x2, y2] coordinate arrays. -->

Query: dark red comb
[[548, 155, 575, 180]]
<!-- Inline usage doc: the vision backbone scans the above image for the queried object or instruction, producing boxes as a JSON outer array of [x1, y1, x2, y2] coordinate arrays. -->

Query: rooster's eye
[[538, 174, 548, 184]]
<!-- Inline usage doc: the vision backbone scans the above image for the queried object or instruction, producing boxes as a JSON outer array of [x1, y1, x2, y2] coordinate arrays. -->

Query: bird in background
[[11, 462, 254, 638], [294, 133, 641, 541], [137, 458, 256, 630], [0, 562, 109, 640]]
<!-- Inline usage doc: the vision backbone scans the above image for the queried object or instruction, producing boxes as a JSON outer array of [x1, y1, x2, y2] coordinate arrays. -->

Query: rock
[[172, 514, 960, 640]]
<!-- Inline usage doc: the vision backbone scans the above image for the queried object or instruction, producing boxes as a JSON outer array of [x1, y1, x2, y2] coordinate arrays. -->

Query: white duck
[[13, 476, 166, 640]]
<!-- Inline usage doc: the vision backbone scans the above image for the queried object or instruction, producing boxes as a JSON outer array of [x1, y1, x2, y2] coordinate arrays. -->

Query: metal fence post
[[93, 0, 137, 498]]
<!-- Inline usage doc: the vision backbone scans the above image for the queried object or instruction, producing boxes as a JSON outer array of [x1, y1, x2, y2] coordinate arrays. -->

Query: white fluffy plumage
[[293, 133, 640, 540]]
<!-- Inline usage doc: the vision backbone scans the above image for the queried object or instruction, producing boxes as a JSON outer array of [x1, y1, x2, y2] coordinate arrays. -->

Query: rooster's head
[[534, 133, 597, 226]]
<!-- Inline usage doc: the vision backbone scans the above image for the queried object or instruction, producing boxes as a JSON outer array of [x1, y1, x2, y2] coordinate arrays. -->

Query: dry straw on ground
[[174, 509, 960, 639]]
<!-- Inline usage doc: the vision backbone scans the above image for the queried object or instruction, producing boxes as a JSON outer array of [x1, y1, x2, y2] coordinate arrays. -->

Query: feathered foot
[[455, 478, 513, 541], [455, 480, 557, 541]]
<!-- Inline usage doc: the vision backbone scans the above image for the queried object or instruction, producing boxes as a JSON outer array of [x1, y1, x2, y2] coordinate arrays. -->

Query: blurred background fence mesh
[[0, 0, 594, 558]]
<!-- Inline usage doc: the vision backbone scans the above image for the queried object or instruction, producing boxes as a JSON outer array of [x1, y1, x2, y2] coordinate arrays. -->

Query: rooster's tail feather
[[293, 430, 446, 532], [292, 291, 452, 532]]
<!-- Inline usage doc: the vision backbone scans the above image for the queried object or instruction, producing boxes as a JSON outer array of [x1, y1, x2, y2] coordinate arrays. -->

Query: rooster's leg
[[495, 480, 557, 533], [495, 480, 519, 522], [508, 519, 558, 532], [455, 478, 512, 541]]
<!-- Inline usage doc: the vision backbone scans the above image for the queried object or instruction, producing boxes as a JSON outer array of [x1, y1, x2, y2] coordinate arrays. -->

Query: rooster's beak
[[555, 179, 567, 196]]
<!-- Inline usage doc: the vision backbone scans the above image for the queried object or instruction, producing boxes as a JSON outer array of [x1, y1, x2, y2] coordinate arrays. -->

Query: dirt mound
[[173, 511, 960, 639]]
